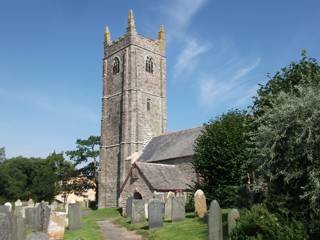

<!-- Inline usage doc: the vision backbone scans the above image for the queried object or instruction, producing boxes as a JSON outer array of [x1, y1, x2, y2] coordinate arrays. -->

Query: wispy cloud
[[199, 58, 261, 107], [174, 38, 211, 78]]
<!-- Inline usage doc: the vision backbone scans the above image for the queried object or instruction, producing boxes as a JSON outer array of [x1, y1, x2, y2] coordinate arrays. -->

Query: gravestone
[[47, 211, 66, 240], [35, 202, 51, 232], [50, 201, 59, 211], [126, 197, 133, 219], [228, 209, 240, 238], [208, 200, 223, 240], [144, 202, 148, 219], [172, 197, 185, 222], [0, 205, 13, 240], [131, 199, 145, 224], [148, 199, 163, 229], [25, 207, 37, 227], [28, 199, 35, 207], [26, 232, 49, 240], [194, 189, 207, 218], [4, 202, 12, 212], [164, 196, 173, 221], [13, 207, 26, 240], [68, 202, 81, 230], [15, 199, 23, 207]]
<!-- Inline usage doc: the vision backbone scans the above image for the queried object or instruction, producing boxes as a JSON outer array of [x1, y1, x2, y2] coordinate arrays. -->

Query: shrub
[[231, 204, 305, 240]]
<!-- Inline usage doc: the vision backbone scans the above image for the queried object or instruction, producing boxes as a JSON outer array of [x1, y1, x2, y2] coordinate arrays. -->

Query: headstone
[[172, 197, 185, 222], [164, 195, 173, 221], [131, 199, 145, 224], [25, 207, 37, 227], [26, 232, 49, 240], [47, 211, 67, 240], [167, 191, 175, 198], [13, 207, 26, 240], [126, 197, 133, 219], [148, 199, 163, 229], [208, 200, 223, 240], [228, 209, 240, 238], [144, 202, 148, 219], [4, 202, 12, 212], [28, 199, 35, 207], [36, 202, 51, 232], [15, 199, 23, 207], [68, 202, 81, 230], [194, 189, 207, 218], [50, 201, 59, 211], [0, 205, 13, 240]]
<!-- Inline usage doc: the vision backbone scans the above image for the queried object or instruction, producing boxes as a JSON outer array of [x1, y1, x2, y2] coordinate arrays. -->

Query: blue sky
[[1, 0, 319, 158]]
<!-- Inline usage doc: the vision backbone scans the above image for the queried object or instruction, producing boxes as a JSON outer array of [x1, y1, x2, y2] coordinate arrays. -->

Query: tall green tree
[[192, 110, 250, 207], [66, 136, 100, 197]]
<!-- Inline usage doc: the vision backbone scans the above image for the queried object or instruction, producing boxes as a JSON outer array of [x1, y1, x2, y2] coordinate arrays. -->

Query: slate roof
[[135, 162, 189, 190], [138, 126, 203, 162]]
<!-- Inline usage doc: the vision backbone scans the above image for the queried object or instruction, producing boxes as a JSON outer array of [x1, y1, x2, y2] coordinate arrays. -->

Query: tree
[[192, 110, 250, 207], [252, 51, 320, 117], [249, 86, 320, 238], [66, 136, 100, 197], [0, 147, 5, 162]]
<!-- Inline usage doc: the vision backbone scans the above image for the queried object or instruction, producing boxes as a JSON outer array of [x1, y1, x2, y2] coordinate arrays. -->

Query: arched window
[[113, 57, 120, 74], [145, 56, 153, 74]]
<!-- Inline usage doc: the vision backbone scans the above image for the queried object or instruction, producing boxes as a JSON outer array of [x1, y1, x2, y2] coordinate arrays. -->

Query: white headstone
[[4, 202, 12, 212], [15, 199, 23, 207]]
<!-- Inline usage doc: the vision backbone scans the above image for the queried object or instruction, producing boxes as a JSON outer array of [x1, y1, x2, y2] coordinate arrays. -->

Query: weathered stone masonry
[[99, 10, 167, 208]]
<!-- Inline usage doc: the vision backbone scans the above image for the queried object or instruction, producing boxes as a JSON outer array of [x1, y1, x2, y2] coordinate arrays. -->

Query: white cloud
[[174, 38, 211, 78], [199, 58, 261, 106]]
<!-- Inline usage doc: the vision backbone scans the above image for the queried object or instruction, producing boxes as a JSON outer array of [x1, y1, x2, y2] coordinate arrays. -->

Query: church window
[[113, 57, 120, 74], [146, 56, 153, 73], [147, 98, 151, 111]]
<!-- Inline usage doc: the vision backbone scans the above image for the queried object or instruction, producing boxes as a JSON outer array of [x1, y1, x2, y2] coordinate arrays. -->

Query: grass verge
[[64, 208, 119, 240]]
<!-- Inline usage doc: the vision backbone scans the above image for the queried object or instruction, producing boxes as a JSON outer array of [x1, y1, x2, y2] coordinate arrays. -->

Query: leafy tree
[[66, 136, 100, 197], [249, 86, 320, 238], [0, 147, 5, 162], [252, 51, 320, 117], [192, 110, 250, 207], [46, 152, 76, 203]]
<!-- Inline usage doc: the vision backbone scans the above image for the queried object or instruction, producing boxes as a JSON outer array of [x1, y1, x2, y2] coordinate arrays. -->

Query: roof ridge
[[154, 125, 203, 138]]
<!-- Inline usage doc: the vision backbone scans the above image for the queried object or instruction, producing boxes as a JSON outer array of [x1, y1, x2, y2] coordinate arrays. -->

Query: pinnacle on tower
[[104, 26, 111, 44], [158, 24, 165, 41], [127, 9, 136, 34]]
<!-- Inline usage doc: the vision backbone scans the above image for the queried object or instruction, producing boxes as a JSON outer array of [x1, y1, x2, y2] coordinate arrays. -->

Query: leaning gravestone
[[0, 205, 13, 240], [68, 202, 81, 230], [208, 200, 223, 240], [228, 209, 240, 238], [131, 199, 145, 224], [172, 197, 185, 222], [148, 199, 163, 229], [126, 197, 133, 220], [194, 189, 207, 218], [28, 199, 35, 207], [164, 195, 173, 221], [26, 232, 49, 240]]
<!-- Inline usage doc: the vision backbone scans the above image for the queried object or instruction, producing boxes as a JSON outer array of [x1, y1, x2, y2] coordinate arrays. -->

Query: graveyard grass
[[64, 208, 231, 240]]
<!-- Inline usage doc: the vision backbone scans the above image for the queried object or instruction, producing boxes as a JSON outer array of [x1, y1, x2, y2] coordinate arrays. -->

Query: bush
[[231, 204, 305, 240]]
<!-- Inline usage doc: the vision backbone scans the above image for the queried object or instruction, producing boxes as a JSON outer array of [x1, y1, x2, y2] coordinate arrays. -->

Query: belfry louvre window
[[113, 57, 120, 74], [147, 98, 151, 111], [146, 56, 153, 73]]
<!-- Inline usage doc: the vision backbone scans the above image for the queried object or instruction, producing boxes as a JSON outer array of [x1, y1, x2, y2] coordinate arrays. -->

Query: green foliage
[[252, 51, 320, 117], [192, 110, 250, 207], [0, 147, 5, 162], [0, 157, 56, 203], [249, 53, 320, 238], [66, 136, 100, 199], [231, 204, 305, 240]]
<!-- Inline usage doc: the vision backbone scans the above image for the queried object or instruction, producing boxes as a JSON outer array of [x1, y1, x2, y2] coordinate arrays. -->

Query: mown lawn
[[64, 208, 119, 240], [65, 208, 231, 240]]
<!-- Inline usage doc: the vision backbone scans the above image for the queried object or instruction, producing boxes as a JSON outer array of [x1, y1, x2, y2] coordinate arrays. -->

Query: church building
[[98, 10, 202, 209]]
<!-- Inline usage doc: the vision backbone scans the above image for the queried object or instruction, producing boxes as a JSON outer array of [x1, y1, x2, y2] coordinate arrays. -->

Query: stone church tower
[[98, 10, 167, 208]]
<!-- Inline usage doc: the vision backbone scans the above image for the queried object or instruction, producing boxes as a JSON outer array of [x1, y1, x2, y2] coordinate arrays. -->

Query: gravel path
[[97, 220, 142, 240]]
